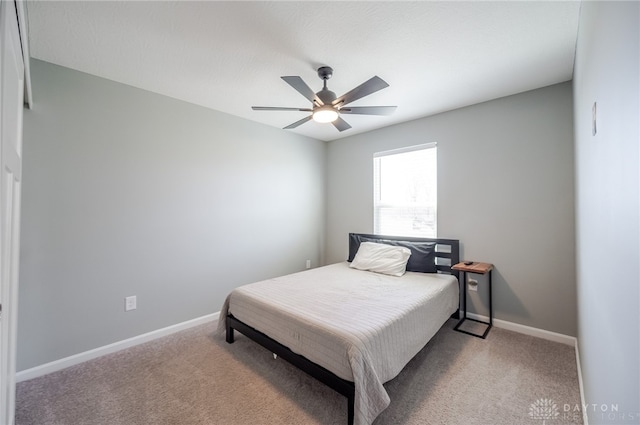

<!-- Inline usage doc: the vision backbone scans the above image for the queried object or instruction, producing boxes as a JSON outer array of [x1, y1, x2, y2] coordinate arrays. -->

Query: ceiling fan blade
[[281, 76, 323, 105], [283, 115, 313, 129], [332, 116, 352, 132], [252, 106, 313, 112], [333, 76, 389, 107], [339, 106, 397, 116]]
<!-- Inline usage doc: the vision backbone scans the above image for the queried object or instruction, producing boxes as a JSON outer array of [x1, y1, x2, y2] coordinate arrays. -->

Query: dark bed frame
[[225, 233, 460, 425]]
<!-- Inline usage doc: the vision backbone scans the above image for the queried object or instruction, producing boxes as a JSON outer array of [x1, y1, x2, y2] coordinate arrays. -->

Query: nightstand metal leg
[[462, 271, 467, 320], [454, 269, 492, 339], [489, 270, 493, 327]]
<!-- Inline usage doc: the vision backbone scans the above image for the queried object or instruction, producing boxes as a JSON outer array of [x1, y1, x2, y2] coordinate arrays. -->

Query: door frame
[[0, 1, 28, 424]]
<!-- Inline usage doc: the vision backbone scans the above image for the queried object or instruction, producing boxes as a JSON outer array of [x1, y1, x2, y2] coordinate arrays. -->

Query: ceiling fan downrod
[[316, 66, 336, 105]]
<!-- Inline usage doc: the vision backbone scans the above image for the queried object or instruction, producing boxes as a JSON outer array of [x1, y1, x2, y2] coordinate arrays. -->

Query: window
[[373, 143, 437, 238]]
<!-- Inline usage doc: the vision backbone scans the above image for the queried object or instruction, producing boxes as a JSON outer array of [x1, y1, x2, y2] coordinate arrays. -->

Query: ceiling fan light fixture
[[312, 106, 339, 123]]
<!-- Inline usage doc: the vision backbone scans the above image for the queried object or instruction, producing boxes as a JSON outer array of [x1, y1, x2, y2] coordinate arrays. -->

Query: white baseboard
[[16, 312, 220, 383], [18, 311, 579, 384], [574, 340, 589, 425], [465, 312, 577, 346]]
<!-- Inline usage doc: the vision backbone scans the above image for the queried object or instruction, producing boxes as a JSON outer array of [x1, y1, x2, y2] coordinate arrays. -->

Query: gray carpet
[[16, 319, 582, 425]]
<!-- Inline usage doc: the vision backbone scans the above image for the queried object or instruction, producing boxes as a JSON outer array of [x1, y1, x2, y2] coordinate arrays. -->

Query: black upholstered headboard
[[348, 233, 460, 277]]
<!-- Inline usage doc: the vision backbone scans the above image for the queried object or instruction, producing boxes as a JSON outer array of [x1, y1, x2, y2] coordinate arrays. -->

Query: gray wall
[[573, 2, 639, 422], [18, 60, 326, 371], [326, 82, 576, 336]]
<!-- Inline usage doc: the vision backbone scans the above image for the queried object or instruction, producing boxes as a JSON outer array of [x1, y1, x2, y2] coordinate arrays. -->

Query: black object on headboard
[[348, 233, 460, 276]]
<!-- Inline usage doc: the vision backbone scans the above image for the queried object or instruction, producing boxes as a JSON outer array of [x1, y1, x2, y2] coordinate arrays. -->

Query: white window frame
[[373, 142, 437, 238]]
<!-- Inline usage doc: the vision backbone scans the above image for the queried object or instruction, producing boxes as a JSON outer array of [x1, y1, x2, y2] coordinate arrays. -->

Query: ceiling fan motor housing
[[317, 89, 337, 105]]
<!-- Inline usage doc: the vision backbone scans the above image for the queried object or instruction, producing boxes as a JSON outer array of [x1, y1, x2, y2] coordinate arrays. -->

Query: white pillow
[[349, 242, 412, 276]]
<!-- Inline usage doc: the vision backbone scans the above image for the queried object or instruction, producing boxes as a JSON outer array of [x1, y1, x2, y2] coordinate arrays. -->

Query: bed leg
[[226, 325, 235, 344], [347, 395, 354, 425]]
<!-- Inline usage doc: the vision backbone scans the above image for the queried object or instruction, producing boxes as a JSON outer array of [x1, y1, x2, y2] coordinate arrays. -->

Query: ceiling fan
[[252, 66, 397, 132]]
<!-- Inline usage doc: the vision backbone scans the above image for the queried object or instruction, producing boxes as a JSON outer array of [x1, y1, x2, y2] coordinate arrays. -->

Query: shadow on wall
[[462, 267, 530, 320], [492, 268, 529, 318]]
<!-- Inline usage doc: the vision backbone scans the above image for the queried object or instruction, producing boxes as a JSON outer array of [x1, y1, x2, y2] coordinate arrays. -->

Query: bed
[[218, 233, 460, 425]]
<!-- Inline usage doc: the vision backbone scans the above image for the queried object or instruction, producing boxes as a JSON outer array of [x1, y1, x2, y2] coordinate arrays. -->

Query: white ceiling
[[25, 1, 581, 142]]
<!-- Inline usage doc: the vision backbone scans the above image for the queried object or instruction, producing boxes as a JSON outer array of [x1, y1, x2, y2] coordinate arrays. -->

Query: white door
[[0, 1, 24, 424]]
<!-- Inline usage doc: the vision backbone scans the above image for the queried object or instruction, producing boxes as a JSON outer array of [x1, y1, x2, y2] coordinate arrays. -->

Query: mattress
[[218, 262, 458, 425]]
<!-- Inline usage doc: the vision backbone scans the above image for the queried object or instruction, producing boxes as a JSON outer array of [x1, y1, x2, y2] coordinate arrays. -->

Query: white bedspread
[[217, 262, 458, 425]]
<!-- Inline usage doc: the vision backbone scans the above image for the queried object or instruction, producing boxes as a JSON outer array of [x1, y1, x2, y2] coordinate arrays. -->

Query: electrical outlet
[[306, 259, 311, 269], [468, 279, 478, 292], [125, 295, 137, 311]]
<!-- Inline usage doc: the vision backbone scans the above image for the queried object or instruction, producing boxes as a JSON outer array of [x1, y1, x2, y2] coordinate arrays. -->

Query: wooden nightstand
[[452, 261, 494, 339]]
